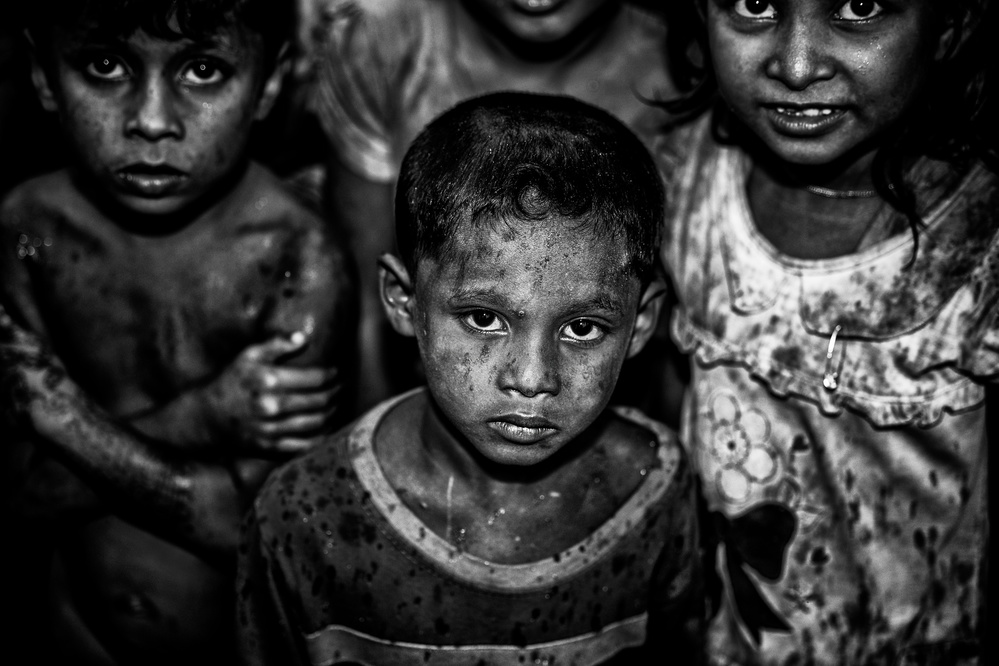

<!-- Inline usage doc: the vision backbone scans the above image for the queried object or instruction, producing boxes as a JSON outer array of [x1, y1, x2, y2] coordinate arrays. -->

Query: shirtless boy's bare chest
[[24, 209, 305, 415]]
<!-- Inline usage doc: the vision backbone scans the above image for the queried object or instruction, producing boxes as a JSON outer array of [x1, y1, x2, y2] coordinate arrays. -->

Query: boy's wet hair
[[396, 92, 664, 284], [660, 0, 999, 248], [24, 0, 291, 65]]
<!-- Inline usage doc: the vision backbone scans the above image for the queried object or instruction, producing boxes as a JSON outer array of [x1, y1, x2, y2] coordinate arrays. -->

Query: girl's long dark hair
[[658, 0, 999, 249]]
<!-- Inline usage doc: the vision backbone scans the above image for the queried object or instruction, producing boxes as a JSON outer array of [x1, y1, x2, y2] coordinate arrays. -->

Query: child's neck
[[375, 392, 650, 563]]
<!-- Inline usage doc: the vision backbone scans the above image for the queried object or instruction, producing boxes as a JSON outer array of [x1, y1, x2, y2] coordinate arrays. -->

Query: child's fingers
[[254, 413, 332, 439], [268, 436, 325, 456], [254, 386, 341, 419], [257, 366, 338, 392], [243, 331, 309, 365]]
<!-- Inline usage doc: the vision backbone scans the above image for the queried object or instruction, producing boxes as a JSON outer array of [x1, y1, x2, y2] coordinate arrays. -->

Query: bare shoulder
[[0, 170, 90, 232]]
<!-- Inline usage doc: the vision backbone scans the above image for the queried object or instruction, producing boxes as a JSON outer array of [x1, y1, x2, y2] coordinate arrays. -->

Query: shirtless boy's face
[[33, 20, 280, 217], [388, 219, 655, 467]]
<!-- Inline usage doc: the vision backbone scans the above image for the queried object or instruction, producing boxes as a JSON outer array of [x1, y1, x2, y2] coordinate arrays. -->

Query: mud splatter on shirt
[[662, 117, 993, 666], [236, 389, 699, 665]]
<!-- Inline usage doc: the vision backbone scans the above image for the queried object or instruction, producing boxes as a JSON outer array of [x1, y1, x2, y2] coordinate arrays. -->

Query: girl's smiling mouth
[[764, 104, 848, 138]]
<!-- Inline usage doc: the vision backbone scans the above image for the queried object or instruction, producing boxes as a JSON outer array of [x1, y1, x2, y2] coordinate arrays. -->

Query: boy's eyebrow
[[447, 287, 628, 317]]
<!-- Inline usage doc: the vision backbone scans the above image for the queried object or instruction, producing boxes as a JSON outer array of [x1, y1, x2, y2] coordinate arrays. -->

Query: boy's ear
[[24, 31, 58, 113], [626, 273, 667, 360], [254, 42, 290, 121], [379, 253, 418, 338]]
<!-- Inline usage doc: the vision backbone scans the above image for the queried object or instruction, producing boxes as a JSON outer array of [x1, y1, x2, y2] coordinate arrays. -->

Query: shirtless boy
[[237, 92, 701, 665], [0, 1, 354, 663]]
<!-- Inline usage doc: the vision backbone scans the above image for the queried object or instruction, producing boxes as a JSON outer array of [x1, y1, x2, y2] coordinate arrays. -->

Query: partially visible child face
[[706, 0, 943, 169], [34, 18, 279, 217], [464, 0, 618, 45], [410, 218, 648, 467]]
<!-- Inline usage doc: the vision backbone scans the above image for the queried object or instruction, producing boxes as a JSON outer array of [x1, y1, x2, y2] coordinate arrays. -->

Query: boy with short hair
[[237, 92, 701, 666], [312, 0, 677, 410], [0, 1, 355, 663]]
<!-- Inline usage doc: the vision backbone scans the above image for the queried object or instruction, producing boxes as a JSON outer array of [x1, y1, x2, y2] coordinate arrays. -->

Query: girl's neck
[[746, 153, 890, 260]]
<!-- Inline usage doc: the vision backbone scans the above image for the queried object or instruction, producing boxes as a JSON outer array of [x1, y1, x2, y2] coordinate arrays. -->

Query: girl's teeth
[[776, 107, 835, 117]]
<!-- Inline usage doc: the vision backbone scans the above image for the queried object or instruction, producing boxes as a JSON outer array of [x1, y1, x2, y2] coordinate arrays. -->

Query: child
[[237, 92, 702, 666], [312, 0, 677, 410], [658, 0, 997, 664], [0, 0, 355, 663]]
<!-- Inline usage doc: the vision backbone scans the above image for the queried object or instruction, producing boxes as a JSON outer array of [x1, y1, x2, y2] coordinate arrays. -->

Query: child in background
[[313, 0, 676, 410], [237, 92, 701, 666], [658, 0, 997, 664], [0, 0, 355, 663]]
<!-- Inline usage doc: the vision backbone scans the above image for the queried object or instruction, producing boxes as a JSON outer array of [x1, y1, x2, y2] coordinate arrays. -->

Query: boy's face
[[464, 0, 618, 45], [706, 0, 942, 169], [33, 20, 282, 217], [385, 218, 659, 468]]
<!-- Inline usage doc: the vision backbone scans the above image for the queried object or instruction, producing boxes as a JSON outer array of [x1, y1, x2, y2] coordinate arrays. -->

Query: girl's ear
[[254, 42, 289, 121], [25, 31, 58, 113], [626, 272, 667, 360], [379, 253, 418, 338]]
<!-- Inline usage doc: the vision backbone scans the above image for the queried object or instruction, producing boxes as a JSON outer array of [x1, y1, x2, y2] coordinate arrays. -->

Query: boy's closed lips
[[488, 412, 558, 444], [117, 163, 189, 197]]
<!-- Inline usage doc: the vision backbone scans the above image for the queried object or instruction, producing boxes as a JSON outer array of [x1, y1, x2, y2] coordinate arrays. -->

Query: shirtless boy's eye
[[462, 310, 505, 333], [560, 319, 605, 344], [85, 55, 130, 81], [732, 0, 777, 19], [180, 60, 228, 86]]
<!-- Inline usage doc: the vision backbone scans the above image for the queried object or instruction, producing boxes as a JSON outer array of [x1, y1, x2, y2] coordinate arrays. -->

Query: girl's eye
[[733, 0, 777, 19], [85, 56, 128, 81], [836, 0, 884, 21], [561, 319, 605, 344], [463, 310, 505, 333], [180, 60, 226, 86]]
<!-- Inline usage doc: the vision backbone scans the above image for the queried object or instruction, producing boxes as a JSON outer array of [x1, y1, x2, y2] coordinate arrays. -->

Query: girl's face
[[706, 0, 945, 171]]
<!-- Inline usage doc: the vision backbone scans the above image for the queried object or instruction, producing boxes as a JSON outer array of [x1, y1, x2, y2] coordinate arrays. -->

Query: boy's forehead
[[420, 217, 637, 295], [51, 13, 252, 53]]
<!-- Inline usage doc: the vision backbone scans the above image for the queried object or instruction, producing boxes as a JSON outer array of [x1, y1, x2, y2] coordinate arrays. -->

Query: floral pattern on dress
[[703, 390, 780, 504]]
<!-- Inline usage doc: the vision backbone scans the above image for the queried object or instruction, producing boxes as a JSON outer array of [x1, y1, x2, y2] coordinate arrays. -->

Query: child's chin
[[112, 193, 195, 218]]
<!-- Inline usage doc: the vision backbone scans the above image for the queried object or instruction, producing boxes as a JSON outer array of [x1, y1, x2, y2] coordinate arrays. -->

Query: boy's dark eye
[[561, 319, 605, 344], [180, 60, 226, 86], [734, 0, 775, 18], [463, 310, 505, 333], [85, 56, 128, 81]]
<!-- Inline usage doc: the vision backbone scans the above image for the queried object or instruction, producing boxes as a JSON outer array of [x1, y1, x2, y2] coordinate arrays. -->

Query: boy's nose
[[126, 79, 184, 141], [765, 20, 835, 90], [499, 334, 561, 398]]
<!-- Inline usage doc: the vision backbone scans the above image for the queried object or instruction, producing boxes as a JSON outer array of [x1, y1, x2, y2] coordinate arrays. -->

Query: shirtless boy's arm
[[123, 223, 354, 457], [0, 214, 354, 557]]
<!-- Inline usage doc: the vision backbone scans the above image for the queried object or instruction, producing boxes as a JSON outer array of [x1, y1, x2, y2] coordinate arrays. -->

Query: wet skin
[[35, 23, 273, 218], [0, 20, 353, 666], [0, 164, 353, 665], [707, 0, 944, 183], [378, 218, 663, 562]]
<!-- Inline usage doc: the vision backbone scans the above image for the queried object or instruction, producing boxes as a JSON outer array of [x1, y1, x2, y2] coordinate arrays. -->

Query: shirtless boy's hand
[[203, 331, 341, 454]]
